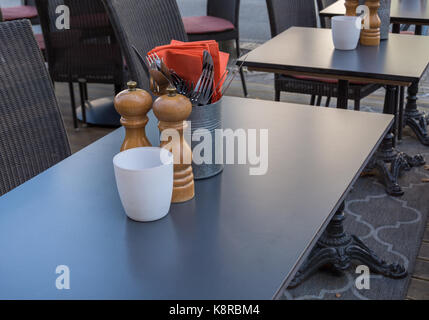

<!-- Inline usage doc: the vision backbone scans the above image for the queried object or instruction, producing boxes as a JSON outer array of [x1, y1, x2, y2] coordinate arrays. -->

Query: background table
[[320, 0, 429, 33], [0, 97, 392, 299], [239, 27, 428, 195], [320, 0, 429, 146]]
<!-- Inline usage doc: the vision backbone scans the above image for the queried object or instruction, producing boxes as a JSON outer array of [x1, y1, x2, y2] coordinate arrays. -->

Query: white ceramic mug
[[113, 147, 174, 222], [332, 16, 362, 50]]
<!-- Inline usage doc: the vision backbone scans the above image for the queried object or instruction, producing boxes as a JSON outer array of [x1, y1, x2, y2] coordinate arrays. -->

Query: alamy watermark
[[55, 265, 70, 290], [355, 265, 370, 290], [55, 5, 70, 30], [355, 5, 370, 30], [160, 124, 269, 176]]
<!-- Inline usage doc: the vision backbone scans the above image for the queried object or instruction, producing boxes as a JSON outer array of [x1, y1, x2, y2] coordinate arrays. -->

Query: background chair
[[182, 0, 247, 96], [35, 0, 124, 128], [103, 0, 188, 146], [0, 19, 71, 196], [266, 0, 381, 109], [102, 0, 187, 91]]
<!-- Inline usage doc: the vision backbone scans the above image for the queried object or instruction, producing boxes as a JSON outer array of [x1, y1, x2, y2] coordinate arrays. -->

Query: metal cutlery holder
[[185, 98, 224, 180]]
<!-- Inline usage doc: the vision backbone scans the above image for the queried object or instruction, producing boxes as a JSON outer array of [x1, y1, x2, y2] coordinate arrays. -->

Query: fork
[[193, 50, 214, 106]]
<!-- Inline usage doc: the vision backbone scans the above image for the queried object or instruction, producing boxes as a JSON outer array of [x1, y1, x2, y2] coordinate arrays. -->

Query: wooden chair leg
[[275, 90, 281, 102], [235, 38, 248, 97]]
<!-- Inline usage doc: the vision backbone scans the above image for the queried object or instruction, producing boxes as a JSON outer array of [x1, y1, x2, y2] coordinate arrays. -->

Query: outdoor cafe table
[[320, 0, 429, 146], [239, 27, 429, 196], [0, 97, 394, 299], [320, 0, 429, 35]]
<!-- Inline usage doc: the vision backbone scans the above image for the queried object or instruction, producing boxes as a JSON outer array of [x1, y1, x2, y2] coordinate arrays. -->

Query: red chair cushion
[[1, 6, 38, 21], [292, 75, 367, 85], [34, 33, 45, 51], [400, 30, 415, 35], [183, 16, 235, 34]]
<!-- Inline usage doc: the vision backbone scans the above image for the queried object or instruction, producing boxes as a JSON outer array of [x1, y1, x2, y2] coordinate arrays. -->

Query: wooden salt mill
[[153, 86, 195, 203], [114, 81, 153, 151], [345, 0, 381, 46]]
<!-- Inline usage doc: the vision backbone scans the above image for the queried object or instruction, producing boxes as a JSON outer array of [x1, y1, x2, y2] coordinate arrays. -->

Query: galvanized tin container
[[379, 0, 391, 40], [186, 99, 223, 180]]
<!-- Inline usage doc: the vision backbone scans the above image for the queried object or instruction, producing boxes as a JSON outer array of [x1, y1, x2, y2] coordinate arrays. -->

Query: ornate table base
[[368, 88, 425, 197], [404, 82, 429, 146], [372, 86, 425, 196], [337, 83, 425, 196], [290, 85, 423, 288], [288, 203, 407, 288]]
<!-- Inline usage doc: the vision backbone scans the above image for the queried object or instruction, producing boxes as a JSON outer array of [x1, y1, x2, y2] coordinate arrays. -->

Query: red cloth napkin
[[148, 40, 229, 102]]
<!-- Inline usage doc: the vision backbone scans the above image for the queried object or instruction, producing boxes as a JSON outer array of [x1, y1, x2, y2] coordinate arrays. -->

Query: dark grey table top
[[239, 27, 429, 85], [320, 0, 429, 25], [0, 97, 393, 299]]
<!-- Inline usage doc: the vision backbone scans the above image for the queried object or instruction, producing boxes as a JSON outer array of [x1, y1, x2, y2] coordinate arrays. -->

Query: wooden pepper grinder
[[360, 0, 381, 46], [153, 86, 195, 203], [345, 0, 381, 46], [114, 81, 153, 151]]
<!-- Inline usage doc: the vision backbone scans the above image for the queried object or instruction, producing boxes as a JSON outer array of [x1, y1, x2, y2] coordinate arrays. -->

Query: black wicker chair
[[0, 20, 71, 197], [102, 0, 187, 92], [183, 0, 247, 97], [35, 0, 124, 128], [266, 0, 381, 109]]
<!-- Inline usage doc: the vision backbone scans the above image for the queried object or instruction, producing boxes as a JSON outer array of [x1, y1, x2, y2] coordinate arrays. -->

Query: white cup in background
[[113, 147, 174, 222], [332, 16, 362, 50]]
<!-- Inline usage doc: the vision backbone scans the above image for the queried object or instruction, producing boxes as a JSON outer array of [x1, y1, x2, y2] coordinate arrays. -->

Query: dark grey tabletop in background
[[0, 97, 393, 299], [320, 0, 429, 25], [239, 27, 429, 85]]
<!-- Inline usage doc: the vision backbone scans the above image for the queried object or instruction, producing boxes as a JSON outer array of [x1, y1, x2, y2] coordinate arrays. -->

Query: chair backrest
[[207, 0, 240, 29], [102, 0, 187, 91], [266, 0, 317, 38], [0, 20, 71, 196], [35, 0, 123, 84]]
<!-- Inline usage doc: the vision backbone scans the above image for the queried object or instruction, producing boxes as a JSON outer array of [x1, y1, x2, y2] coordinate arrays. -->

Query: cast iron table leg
[[288, 203, 407, 288], [392, 24, 429, 146], [289, 84, 409, 289], [404, 81, 429, 146], [369, 86, 425, 196]]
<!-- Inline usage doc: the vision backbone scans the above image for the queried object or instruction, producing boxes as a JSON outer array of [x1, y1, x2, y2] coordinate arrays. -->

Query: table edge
[[272, 115, 394, 300]]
